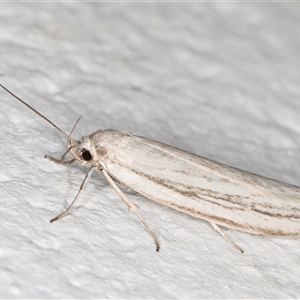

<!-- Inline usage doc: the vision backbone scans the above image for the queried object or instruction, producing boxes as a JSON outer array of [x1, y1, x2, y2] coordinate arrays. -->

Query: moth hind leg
[[209, 222, 244, 253]]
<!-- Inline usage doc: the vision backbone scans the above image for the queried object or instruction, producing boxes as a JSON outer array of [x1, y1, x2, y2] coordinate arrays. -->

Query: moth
[[1, 83, 300, 253]]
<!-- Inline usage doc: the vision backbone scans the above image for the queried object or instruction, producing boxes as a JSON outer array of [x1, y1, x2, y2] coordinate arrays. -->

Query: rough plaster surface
[[1, 3, 300, 299]]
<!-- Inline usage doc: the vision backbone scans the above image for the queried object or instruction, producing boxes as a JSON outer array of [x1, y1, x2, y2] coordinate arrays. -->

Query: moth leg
[[45, 147, 75, 165], [209, 222, 244, 253], [50, 166, 95, 223], [101, 168, 160, 252], [45, 155, 75, 166]]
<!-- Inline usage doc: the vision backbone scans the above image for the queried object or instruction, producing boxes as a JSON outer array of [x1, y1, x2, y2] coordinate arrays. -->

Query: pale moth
[[2, 84, 300, 253]]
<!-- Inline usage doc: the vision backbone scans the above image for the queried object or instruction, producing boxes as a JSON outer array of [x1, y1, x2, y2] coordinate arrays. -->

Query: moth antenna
[[0, 84, 68, 138], [44, 117, 81, 164], [60, 147, 73, 161], [46, 117, 82, 162], [67, 116, 82, 147]]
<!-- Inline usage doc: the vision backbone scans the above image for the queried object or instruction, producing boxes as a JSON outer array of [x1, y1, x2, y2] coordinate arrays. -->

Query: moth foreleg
[[50, 166, 95, 223], [45, 155, 75, 165]]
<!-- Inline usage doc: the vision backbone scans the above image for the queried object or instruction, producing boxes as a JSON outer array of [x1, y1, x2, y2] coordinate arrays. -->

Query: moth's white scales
[[70, 129, 300, 237]]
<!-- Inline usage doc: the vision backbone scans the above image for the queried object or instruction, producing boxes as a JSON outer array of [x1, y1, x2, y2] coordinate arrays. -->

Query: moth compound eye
[[81, 149, 92, 161]]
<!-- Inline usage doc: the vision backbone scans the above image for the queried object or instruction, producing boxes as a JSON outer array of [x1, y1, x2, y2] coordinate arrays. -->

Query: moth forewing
[[93, 130, 300, 237]]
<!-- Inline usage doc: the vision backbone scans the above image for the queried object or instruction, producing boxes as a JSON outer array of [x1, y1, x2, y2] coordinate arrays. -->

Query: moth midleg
[[50, 166, 95, 223], [210, 222, 244, 253], [101, 168, 160, 252]]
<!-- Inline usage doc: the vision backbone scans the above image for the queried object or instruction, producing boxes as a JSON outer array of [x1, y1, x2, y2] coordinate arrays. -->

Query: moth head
[[68, 136, 97, 165]]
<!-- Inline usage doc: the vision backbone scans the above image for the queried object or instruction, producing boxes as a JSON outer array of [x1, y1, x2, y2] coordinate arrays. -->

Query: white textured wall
[[1, 3, 300, 298]]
